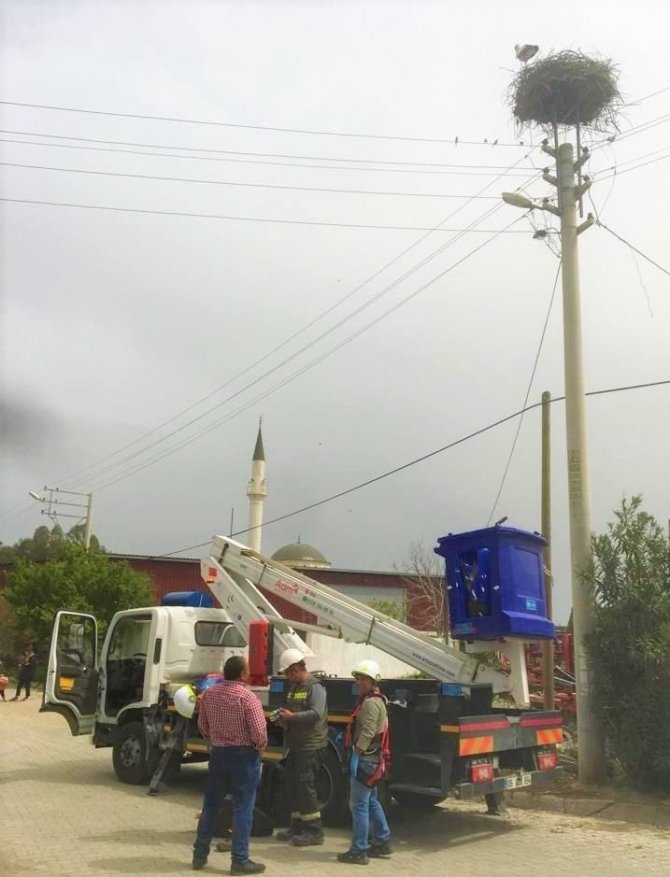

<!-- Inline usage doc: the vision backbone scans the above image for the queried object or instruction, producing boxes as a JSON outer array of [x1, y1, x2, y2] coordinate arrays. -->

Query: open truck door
[[41, 611, 99, 735]]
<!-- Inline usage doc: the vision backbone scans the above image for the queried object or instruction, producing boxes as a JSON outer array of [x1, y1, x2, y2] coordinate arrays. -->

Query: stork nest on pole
[[509, 50, 621, 132]]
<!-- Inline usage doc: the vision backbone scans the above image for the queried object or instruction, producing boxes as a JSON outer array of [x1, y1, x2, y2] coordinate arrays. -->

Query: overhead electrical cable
[[50, 154, 541, 488], [486, 260, 562, 525], [156, 378, 670, 557], [0, 197, 532, 233], [0, 129, 539, 170], [81, 212, 530, 493], [0, 99, 524, 146], [0, 137, 536, 177]]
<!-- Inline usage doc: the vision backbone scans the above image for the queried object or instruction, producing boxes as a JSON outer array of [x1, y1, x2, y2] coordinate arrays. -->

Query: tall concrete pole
[[553, 141, 605, 782], [541, 391, 555, 711], [83, 493, 93, 550]]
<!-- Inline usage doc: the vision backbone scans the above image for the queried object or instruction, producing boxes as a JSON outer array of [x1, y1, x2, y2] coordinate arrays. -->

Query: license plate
[[59, 676, 75, 692], [504, 773, 532, 790]]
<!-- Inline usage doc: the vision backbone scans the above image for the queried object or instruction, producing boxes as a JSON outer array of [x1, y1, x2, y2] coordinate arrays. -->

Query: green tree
[[367, 598, 407, 623], [585, 496, 670, 791], [6, 543, 153, 654], [0, 524, 103, 566]]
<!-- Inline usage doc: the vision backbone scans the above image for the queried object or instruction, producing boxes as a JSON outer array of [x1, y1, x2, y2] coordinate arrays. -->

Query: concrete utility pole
[[503, 138, 606, 784], [541, 390, 554, 711], [28, 487, 94, 550]]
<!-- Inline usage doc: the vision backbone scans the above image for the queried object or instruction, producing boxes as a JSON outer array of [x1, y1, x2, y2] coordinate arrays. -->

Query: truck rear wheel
[[317, 746, 348, 827], [113, 721, 156, 785], [257, 747, 348, 828]]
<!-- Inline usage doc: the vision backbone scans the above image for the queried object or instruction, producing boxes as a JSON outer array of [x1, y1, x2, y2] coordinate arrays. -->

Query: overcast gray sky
[[2, 1, 669, 623]]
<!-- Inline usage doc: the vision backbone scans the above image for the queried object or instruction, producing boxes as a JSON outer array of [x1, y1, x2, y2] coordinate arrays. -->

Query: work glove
[[349, 751, 360, 779]]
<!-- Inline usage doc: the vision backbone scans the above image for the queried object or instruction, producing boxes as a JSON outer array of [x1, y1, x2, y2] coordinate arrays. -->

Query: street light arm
[[541, 198, 561, 216]]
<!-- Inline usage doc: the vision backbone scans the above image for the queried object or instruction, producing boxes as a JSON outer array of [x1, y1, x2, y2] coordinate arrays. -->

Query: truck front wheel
[[113, 721, 156, 785]]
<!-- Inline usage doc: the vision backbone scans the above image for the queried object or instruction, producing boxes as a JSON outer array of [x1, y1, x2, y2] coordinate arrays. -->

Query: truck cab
[[42, 599, 246, 783]]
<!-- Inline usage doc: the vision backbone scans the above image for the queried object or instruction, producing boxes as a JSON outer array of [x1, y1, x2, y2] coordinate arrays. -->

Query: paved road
[[1, 699, 668, 876]]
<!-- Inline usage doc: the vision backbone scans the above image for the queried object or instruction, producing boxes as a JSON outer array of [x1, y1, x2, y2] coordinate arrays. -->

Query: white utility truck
[[42, 530, 563, 823]]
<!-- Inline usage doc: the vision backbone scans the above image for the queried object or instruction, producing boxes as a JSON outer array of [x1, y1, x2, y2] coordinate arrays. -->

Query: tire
[[113, 721, 156, 785], [257, 747, 348, 828], [393, 790, 445, 810], [316, 746, 348, 827]]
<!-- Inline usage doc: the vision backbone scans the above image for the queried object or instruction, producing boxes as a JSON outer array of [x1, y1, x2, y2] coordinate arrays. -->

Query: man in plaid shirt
[[193, 655, 268, 875]]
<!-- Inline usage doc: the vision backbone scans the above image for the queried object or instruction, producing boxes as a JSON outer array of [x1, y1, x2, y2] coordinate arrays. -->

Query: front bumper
[[454, 766, 565, 799]]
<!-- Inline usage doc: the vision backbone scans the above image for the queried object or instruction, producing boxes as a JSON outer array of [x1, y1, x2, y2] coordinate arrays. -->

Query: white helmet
[[352, 658, 381, 681], [278, 648, 307, 673], [173, 684, 197, 718]]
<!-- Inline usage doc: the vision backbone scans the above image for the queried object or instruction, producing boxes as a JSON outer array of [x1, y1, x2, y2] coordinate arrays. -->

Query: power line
[[486, 260, 562, 525], [594, 152, 670, 182], [82, 212, 528, 493], [0, 197, 531, 234], [0, 137, 537, 178], [596, 221, 670, 277], [51, 155, 541, 489], [0, 129, 539, 170], [158, 378, 670, 557], [624, 85, 670, 105], [589, 112, 670, 147], [0, 99, 525, 146], [0, 161, 504, 201]]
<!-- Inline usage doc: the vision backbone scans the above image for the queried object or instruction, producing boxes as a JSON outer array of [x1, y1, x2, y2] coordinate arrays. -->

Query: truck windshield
[[195, 622, 246, 647]]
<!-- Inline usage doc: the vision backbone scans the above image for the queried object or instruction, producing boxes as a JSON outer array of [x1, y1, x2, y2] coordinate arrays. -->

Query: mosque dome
[[271, 541, 332, 570]]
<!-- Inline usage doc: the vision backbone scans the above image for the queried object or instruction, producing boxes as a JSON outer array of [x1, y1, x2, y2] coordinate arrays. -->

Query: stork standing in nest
[[515, 43, 539, 64]]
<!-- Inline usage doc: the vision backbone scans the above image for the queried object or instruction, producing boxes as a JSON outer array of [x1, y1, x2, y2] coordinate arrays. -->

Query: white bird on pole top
[[515, 43, 539, 63]]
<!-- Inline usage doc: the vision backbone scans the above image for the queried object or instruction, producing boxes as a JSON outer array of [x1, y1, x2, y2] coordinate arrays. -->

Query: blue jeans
[[194, 746, 261, 863], [349, 760, 391, 853]]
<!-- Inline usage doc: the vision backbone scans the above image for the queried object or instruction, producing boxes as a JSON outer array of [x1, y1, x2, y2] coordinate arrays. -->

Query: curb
[[506, 791, 670, 830]]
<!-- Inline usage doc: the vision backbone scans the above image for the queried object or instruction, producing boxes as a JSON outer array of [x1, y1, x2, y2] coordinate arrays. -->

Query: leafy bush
[[585, 496, 670, 791]]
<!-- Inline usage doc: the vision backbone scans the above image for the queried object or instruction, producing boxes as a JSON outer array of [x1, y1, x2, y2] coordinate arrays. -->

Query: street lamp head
[[28, 490, 44, 502], [502, 192, 534, 209]]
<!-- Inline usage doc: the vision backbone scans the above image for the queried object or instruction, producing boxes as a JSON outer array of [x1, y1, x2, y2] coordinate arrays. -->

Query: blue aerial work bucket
[[434, 526, 555, 641]]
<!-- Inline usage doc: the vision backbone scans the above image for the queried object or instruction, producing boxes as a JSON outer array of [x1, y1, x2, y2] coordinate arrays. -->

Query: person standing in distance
[[337, 659, 392, 866], [10, 645, 37, 701], [275, 649, 328, 847], [193, 655, 267, 875]]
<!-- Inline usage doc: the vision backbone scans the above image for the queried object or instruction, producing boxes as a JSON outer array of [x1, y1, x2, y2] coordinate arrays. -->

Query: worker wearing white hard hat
[[337, 657, 392, 865], [274, 649, 328, 847], [173, 684, 197, 718], [277, 648, 306, 673]]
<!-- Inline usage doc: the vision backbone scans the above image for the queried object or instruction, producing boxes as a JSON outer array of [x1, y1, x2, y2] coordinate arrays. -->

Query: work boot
[[290, 818, 324, 847], [367, 840, 392, 858], [336, 850, 369, 865], [230, 860, 266, 875], [192, 855, 207, 870], [275, 818, 300, 841], [216, 839, 232, 853]]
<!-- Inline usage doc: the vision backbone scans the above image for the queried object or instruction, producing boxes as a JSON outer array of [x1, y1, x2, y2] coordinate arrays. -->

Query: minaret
[[246, 421, 267, 553]]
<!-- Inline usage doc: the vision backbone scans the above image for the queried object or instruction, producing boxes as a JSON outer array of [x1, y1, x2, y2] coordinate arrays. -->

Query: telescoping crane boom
[[201, 536, 531, 706]]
